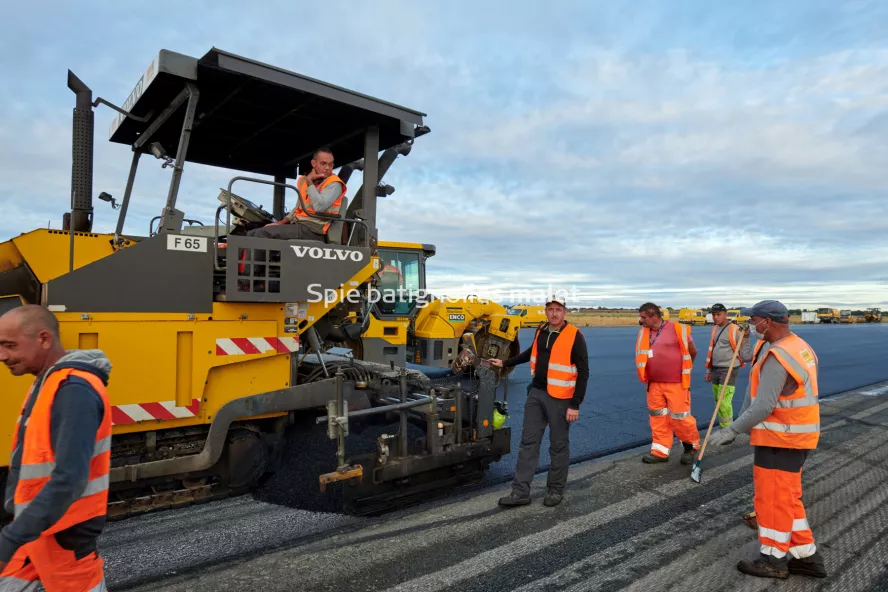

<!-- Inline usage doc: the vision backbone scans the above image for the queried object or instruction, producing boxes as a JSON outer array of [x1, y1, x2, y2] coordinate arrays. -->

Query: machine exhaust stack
[[67, 70, 94, 232], [345, 141, 414, 219]]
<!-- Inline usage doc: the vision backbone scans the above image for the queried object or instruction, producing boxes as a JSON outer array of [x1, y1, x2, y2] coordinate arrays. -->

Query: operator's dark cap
[[740, 300, 789, 323], [711, 303, 727, 313]]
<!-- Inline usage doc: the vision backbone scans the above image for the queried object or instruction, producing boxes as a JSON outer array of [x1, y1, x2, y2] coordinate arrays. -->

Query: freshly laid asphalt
[[118, 380, 888, 592], [98, 323, 888, 590]]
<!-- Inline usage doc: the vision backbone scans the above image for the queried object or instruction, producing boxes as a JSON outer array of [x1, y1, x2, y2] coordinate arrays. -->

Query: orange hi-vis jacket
[[705, 322, 746, 369], [12, 368, 112, 531], [530, 323, 579, 399], [291, 174, 347, 234], [749, 334, 820, 449], [636, 321, 693, 389]]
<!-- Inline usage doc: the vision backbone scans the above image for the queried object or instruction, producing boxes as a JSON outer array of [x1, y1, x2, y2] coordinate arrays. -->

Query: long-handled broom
[[690, 326, 747, 483]]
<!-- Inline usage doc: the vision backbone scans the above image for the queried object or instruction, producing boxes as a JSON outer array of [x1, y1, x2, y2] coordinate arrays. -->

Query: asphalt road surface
[[99, 324, 888, 590], [121, 381, 888, 591]]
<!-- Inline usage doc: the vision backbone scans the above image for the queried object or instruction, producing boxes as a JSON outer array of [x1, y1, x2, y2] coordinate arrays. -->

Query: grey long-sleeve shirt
[[710, 323, 753, 368], [731, 339, 818, 435]]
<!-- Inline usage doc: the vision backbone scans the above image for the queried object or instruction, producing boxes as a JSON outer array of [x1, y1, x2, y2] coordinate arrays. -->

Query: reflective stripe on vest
[[635, 321, 693, 389], [706, 323, 746, 369], [291, 174, 346, 234], [13, 368, 112, 532], [530, 323, 580, 399], [749, 334, 820, 449]]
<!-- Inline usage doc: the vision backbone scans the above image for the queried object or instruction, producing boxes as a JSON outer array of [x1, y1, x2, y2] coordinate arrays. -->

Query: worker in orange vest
[[636, 302, 700, 464], [0, 305, 112, 592], [707, 300, 826, 580], [704, 303, 752, 428], [248, 146, 346, 241], [489, 296, 589, 508]]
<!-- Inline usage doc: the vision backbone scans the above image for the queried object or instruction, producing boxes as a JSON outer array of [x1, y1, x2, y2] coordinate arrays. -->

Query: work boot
[[788, 552, 827, 578], [642, 453, 668, 464], [543, 491, 563, 507], [737, 555, 789, 580], [497, 493, 531, 507], [680, 443, 696, 465]]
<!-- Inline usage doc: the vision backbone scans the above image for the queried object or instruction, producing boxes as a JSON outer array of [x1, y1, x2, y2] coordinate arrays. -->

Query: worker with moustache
[[707, 300, 826, 580], [489, 296, 589, 508], [705, 303, 753, 428], [0, 305, 112, 591], [635, 302, 700, 464], [248, 146, 346, 241]]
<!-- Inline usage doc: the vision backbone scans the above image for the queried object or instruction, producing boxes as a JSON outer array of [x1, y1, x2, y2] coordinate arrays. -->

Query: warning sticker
[[799, 349, 816, 366], [285, 303, 309, 319]]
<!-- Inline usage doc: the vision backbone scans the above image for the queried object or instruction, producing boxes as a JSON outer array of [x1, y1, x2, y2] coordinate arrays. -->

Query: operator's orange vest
[[705, 322, 746, 369], [530, 323, 579, 399], [749, 334, 820, 449], [635, 321, 693, 389], [12, 368, 111, 532], [291, 174, 346, 234]]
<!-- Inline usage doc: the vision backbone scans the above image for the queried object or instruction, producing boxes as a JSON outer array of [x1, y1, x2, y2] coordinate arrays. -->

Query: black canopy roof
[[108, 48, 426, 177]]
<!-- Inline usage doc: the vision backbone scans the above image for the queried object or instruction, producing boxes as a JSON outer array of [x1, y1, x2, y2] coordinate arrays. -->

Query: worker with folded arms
[[0, 305, 113, 592], [707, 300, 826, 580], [705, 303, 752, 428], [635, 302, 700, 464], [489, 295, 589, 508]]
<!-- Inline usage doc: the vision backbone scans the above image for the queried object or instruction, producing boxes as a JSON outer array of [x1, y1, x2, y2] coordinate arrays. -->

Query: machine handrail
[[214, 176, 369, 271]]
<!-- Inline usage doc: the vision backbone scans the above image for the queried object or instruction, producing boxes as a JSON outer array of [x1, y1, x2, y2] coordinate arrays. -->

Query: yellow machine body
[[0, 229, 380, 466]]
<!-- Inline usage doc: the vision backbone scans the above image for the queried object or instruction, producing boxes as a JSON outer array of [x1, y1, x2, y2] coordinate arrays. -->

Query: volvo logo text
[[291, 245, 364, 262]]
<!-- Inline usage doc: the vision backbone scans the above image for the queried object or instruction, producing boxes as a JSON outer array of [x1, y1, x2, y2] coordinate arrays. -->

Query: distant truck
[[801, 312, 819, 324], [817, 308, 841, 324], [506, 304, 547, 328], [728, 309, 750, 324], [679, 308, 707, 326]]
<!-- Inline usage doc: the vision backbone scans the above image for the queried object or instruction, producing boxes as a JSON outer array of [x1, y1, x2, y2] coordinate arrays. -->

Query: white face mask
[[750, 320, 768, 339]]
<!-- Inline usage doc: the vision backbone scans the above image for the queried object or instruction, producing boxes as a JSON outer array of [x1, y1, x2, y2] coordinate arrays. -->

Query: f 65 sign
[[167, 235, 208, 252]]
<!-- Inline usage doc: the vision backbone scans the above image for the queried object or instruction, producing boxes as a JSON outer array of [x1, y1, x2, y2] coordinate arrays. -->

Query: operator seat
[[325, 196, 350, 245]]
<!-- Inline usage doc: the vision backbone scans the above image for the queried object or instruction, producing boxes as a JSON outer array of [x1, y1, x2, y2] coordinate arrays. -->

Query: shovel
[[690, 327, 747, 483]]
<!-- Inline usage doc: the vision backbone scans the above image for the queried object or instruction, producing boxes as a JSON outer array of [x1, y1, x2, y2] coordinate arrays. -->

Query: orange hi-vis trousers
[[646, 382, 700, 458], [753, 446, 817, 560], [0, 534, 106, 592]]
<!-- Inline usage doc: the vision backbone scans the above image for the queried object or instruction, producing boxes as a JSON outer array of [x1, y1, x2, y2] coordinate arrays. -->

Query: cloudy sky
[[1, 1, 886, 309]]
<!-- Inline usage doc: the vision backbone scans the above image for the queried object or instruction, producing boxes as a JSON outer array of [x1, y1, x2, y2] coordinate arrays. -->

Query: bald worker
[[0, 305, 112, 591]]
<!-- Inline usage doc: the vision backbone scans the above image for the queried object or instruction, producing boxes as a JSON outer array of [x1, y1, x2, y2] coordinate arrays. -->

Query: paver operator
[[248, 146, 346, 241]]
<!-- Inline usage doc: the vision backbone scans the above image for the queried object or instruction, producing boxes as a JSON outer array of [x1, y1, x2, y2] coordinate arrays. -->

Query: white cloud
[[1, 4, 886, 309]]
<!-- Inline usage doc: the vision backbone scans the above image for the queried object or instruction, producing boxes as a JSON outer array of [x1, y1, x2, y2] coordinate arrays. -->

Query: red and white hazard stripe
[[111, 398, 201, 426], [215, 337, 299, 356]]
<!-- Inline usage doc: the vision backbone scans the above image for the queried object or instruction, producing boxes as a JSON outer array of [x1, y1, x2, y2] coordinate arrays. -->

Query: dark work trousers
[[247, 222, 325, 241], [511, 387, 572, 497]]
